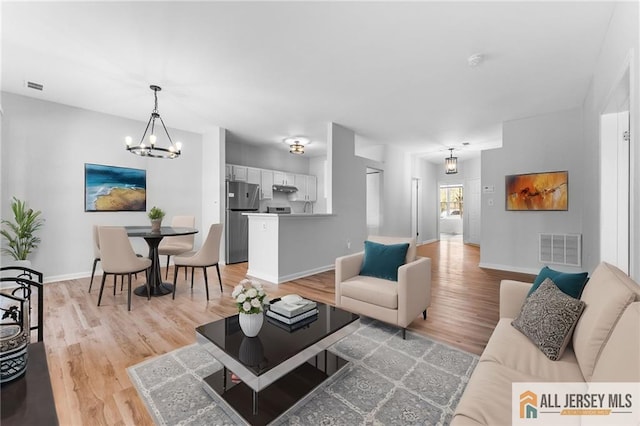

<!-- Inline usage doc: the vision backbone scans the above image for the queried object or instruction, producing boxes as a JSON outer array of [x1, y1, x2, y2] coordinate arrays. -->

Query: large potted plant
[[1, 197, 45, 267]]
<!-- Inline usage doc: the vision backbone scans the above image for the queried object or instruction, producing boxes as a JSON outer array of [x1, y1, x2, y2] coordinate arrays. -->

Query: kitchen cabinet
[[273, 171, 295, 186], [260, 170, 273, 200], [289, 174, 317, 202], [229, 165, 248, 181], [247, 167, 261, 185]]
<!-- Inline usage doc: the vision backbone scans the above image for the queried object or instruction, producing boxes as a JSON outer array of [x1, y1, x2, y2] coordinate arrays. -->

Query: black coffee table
[[196, 302, 359, 425]]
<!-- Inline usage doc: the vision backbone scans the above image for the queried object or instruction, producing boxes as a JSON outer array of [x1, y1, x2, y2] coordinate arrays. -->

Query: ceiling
[[1, 1, 615, 161]]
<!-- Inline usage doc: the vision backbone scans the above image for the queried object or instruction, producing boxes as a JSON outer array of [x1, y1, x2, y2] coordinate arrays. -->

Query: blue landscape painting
[[85, 163, 146, 212]]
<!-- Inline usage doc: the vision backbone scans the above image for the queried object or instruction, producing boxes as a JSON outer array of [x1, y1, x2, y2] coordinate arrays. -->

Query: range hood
[[272, 184, 298, 193]]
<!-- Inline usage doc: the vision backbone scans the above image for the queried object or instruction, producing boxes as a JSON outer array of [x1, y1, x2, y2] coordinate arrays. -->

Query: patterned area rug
[[128, 318, 478, 425]]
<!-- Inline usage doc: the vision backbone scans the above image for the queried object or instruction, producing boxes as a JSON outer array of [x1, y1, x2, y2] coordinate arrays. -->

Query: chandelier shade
[[125, 85, 182, 159], [445, 148, 458, 174], [283, 136, 310, 155]]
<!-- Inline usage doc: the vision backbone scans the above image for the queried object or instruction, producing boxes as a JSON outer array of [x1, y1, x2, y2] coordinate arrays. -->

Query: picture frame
[[84, 163, 146, 212], [505, 171, 568, 211]]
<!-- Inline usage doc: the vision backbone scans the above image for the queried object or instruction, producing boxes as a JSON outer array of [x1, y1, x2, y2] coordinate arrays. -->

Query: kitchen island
[[244, 213, 338, 284]]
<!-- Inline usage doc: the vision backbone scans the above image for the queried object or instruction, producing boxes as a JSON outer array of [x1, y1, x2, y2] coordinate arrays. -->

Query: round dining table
[[125, 226, 198, 297]]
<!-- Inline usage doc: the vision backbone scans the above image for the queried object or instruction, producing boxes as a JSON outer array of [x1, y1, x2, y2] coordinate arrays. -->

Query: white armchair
[[335, 236, 431, 339]]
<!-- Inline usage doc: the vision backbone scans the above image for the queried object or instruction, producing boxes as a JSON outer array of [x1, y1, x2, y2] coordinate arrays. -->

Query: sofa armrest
[[398, 256, 431, 328], [335, 252, 364, 306], [499, 279, 533, 319]]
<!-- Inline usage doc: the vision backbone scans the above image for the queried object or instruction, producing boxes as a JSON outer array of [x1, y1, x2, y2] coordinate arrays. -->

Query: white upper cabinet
[[230, 165, 248, 181], [289, 174, 317, 202], [306, 175, 317, 202], [273, 171, 295, 186], [247, 167, 261, 185], [260, 170, 273, 200]]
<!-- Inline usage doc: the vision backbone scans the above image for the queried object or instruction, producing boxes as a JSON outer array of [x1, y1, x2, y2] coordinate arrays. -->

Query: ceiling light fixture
[[125, 85, 182, 159], [283, 136, 310, 155], [445, 148, 458, 174], [467, 53, 484, 68]]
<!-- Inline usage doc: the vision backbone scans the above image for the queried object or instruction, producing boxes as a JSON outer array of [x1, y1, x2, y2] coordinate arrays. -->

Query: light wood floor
[[42, 239, 534, 425]]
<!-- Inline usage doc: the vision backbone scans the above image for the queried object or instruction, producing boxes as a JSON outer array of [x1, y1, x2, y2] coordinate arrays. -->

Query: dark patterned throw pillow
[[511, 278, 586, 361]]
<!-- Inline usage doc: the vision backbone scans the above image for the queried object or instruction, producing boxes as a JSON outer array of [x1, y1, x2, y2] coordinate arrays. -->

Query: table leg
[[252, 389, 258, 415], [134, 236, 174, 297]]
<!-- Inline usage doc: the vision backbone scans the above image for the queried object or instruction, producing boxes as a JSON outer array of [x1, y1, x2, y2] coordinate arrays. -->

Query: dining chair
[[172, 223, 223, 300], [158, 215, 196, 279], [97, 227, 152, 311], [90, 225, 141, 293]]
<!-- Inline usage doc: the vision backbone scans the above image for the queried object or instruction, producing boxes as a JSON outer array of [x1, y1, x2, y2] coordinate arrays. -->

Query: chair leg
[[165, 255, 170, 279], [172, 265, 179, 300], [184, 266, 188, 280], [98, 273, 107, 306], [191, 268, 195, 289], [203, 267, 210, 300], [423, 309, 427, 320], [120, 275, 125, 292], [402, 328, 406, 340], [216, 264, 223, 293], [89, 258, 99, 292], [113, 275, 117, 295], [127, 273, 132, 311]]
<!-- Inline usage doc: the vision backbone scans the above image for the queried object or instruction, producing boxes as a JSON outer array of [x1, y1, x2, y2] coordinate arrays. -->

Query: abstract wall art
[[85, 163, 146, 212], [505, 171, 568, 211]]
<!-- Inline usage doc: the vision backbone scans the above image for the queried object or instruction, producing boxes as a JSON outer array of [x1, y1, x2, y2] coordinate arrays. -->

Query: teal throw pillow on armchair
[[359, 240, 410, 282], [528, 266, 589, 299]]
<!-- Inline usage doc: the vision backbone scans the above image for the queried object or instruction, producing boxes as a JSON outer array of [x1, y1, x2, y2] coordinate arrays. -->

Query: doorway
[[366, 168, 382, 236], [600, 66, 631, 274], [439, 184, 463, 241], [411, 178, 421, 243]]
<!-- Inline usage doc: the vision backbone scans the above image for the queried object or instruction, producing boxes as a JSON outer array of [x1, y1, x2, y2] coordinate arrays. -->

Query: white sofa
[[452, 262, 640, 425]]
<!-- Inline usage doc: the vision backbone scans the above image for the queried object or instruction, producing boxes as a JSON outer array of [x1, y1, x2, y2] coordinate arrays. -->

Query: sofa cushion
[[572, 262, 638, 380], [512, 279, 585, 361], [528, 266, 589, 299], [482, 319, 585, 382], [359, 240, 409, 281], [368, 235, 416, 263], [340, 275, 398, 309], [590, 302, 640, 382], [452, 361, 539, 426]]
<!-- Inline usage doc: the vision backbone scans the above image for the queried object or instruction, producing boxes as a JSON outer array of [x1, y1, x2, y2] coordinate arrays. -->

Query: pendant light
[[445, 148, 458, 174], [125, 85, 182, 159]]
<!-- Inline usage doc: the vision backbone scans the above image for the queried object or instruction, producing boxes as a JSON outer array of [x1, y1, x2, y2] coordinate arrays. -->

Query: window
[[440, 185, 463, 218]]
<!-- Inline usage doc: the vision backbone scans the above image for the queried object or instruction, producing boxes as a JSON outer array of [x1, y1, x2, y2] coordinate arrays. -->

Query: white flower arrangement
[[232, 279, 266, 314]]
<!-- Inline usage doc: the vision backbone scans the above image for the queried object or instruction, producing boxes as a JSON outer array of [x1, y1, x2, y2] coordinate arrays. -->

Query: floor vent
[[539, 233, 581, 267]]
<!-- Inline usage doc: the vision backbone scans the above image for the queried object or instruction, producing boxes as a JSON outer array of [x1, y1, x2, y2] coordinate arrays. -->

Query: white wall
[[582, 1, 639, 280], [480, 108, 584, 274], [226, 135, 311, 174], [0, 92, 204, 282]]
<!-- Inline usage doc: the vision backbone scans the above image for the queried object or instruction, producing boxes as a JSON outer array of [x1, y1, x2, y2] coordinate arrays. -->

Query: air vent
[[25, 81, 44, 91], [539, 233, 581, 267]]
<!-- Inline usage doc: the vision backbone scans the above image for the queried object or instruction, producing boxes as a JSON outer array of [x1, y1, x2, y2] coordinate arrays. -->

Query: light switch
[[488, 198, 494, 206]]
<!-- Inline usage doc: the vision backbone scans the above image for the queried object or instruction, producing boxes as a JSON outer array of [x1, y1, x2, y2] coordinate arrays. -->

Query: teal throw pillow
[[359, 240, 409, 282], [528, 266, 589, 299]]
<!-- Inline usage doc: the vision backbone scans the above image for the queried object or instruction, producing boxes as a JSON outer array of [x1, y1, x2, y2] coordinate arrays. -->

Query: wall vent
[[539, 233, 581, 267], [25, 81, 44, 91]]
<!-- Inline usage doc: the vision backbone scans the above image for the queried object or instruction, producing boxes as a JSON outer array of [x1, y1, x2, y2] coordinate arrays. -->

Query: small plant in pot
[[148, 206, 165, 232], [1, 197, 45, 266]]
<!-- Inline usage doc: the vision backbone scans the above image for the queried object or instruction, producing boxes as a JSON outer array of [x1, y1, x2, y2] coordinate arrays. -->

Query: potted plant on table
[[232, 279, 266, 337], [148, 206, 165, 232], [1, 197, 45, 268]]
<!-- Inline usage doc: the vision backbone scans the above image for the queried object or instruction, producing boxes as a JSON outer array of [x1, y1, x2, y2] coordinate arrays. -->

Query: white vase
[[238, 312, 263, 337]]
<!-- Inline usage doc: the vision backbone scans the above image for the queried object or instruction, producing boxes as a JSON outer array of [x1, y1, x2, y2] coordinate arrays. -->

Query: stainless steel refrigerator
[[225, 181, 260, 264]]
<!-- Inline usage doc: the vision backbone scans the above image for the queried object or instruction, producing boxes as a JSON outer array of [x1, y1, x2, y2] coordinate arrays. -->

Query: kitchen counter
[[244, 213, 338, 284], [243, 213, 335, 218]]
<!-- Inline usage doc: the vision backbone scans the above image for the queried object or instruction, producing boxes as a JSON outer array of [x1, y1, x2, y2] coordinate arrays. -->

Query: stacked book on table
[[266, 297, 318, 332]]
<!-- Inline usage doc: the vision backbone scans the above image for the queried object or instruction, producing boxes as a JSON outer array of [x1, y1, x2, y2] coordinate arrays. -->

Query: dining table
[[125, 226, 198, 297]]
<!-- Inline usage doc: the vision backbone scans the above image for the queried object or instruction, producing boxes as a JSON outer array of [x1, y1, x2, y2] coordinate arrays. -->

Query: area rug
[[128, 318, 478, 425]]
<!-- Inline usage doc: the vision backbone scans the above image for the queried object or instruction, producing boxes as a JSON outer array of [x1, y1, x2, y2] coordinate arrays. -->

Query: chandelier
[[125, 85, 182, 159], [445, 148, 458, 174], [283, 137, 310, 155]]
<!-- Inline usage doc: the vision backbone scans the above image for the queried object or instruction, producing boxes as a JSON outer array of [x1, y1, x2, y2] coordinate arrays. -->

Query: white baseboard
[[45, 271, 95, 284], [418, 239, 437, 246], [248, 264, 334, 285], [478, 262, 539, 275]]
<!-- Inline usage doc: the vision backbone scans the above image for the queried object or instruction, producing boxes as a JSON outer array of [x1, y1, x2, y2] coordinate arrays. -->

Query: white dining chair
[[97, 227, 152, 311], [158, 215, 195, 279], [172, 223, 223, 300]]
